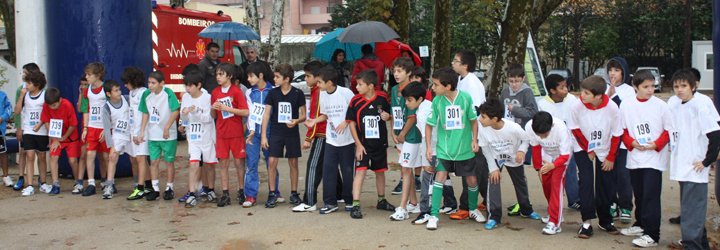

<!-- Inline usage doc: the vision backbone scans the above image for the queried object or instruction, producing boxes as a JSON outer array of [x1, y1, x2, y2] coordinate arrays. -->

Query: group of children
[[1, 50, 716, 249]]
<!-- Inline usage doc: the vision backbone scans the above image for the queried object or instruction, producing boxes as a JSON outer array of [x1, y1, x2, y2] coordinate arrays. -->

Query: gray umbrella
[[337, 21, 400, 45]]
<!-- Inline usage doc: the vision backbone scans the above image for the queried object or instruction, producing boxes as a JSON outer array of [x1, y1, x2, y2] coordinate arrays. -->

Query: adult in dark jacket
[[350, 44, 385, 94], [197, 42, 221, 93], [240, 45, 274, 86], [329, 49, 350, 87]]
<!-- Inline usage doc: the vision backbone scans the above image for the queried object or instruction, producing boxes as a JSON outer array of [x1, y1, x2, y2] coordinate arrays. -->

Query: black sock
[[189, 192, 195, 196], [19, 176, 24, 180], [209, 188, 215, 192], [145, 180, 152, 187], [238, 188, 244, 193], [223, 190, 229, 196], [291, 191, 298, 195], [137, 185, 144, 191], [203, 186, 209, 191]]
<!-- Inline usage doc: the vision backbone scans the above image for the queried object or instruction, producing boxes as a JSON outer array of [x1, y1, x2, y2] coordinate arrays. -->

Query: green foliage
[[329, 0, 379, 30], [0, 66, 9, 89]]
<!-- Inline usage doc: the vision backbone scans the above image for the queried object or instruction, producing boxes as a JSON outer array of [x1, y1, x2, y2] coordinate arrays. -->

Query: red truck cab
[[152, 4, 247, 100]]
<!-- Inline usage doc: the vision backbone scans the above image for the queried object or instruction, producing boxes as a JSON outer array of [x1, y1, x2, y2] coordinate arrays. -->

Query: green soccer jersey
[[391, 84, 421, 144], [426, 90, 478, 161]]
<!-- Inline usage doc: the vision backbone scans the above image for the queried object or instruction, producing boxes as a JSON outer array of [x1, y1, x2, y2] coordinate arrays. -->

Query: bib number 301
[[445, 105, 461, 130]]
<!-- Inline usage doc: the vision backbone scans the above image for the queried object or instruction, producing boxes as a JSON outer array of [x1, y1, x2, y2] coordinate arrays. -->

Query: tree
[[431, 0, 451, 72], [391, 0, 410, 43], [0, 0, 14, 65], [169, 0, 184, 8], [329, 0, 376, 30], [245, 0, 262, 56], [266, 0, 284, 67]]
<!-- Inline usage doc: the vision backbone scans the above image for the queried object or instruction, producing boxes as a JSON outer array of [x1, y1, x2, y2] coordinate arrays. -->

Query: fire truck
[[152, 4, 247, 99]]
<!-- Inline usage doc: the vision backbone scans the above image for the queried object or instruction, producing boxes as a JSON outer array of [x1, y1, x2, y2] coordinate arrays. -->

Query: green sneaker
[[620, 208, 632, 223], [610, 203, 619, 220], [507, 201, 532, 216], [127, 189, 146, 200]]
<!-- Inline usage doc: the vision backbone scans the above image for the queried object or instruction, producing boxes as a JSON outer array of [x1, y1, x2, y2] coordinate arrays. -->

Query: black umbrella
[[337, 21, 400, 45]]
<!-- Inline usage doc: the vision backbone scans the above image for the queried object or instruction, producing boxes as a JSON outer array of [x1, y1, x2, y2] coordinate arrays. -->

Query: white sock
[[444, 179, 452, 186], [166, 182, 174, 190], [152, 180, 160, 191], [583, 223, 591, 229], [88, 179, 96, 186]]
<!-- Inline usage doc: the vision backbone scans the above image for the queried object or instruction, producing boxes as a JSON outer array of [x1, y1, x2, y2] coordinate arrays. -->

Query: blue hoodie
[[0, 91, 12, 136], [246, 82, 275, 136]]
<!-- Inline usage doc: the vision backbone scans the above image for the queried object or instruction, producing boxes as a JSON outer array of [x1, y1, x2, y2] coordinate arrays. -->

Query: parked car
[[291, 71, 312, 96], [474, 69, 488, 81], [634, 67, 665, 93], [547, 68, 574, 91], [593, 68, 610, 84]]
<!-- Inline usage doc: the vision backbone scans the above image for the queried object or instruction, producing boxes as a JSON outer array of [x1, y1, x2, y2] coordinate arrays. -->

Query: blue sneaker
[[523, 212, 541, 220], [179, 191, 192, 202], [199, 187, 208, 197], [82, 185, 96, 196], [13, 178, 24, 190], [112, 184, 117, 194], [485, 219, 499, 230], [319, 205, 338, 214], [49, 186, 60, 195]]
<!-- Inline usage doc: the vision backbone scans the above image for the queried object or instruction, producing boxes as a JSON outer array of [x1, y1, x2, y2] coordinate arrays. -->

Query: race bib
[[149, 106, 161, 124], [250, 103, 266, 125], [498, 154, 512, 167], [392, 107, 403, 130], [187, 122, 203, 142], [504, 106, 514, 120], [278, 102, 292, 123], [218, 97, 234, 119], [114, 119, 129, 135], [90, 106, 101, 122], [588, 129, 603, 151], [669, 129, 679, 152], [28, 111, 40, 126], [445, 105, 462, 130], [364, 116, 380, 139], [328, 122, 337, 139], [633, 121, 652, 146], [48, 119, 63, 138]]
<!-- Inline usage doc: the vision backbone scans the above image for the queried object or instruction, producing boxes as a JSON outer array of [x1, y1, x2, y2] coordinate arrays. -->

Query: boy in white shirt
[[667, 69, 720, 250], [100, 80, 131, 199], [14, 70, 49, 196], [617, 70, 674, 247], [478, 99, 540, 230], [179, 71, 217, 208], [526, 111, 573, 235]]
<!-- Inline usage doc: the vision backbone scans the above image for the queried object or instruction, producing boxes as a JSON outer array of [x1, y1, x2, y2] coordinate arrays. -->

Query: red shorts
[[50, 139, 82, 158], [85, 127, 110, 153], [216, 137, 246, 159]]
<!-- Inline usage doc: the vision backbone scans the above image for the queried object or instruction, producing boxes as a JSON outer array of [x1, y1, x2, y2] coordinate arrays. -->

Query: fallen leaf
[[30, 199, 37, 201], [710, 196, 716, 200], [166, 247, 174, 249], [169, 220, 181, 223], [247, 212, 254, 216], [274, 241, 282, 245], [66, 243, 75, 246], [128, 209, 139, 212], [445, 241, 452, 243], [564, 221, 580, 225], [227, 222, 240, 225], [667, 242, 683, 250], [302, 239, 312, 242], [132, 218, 141, 222], [178, 213, 196, 217], [379, 245, 386, 248], [613, 239, 624, 244], [171, 238, 187, 242], [138, 240, 148, 244], [30, 234, 37, 236], [401, 244, 409, 247]]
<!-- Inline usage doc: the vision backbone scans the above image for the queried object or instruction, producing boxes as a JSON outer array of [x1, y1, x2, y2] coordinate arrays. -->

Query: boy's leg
[[235, 157, 245, 191], [595, 158, 617, 226], [189, 161, 200, 193], [289, 158, 299, 192], [149, 159, 161, 191], [565, 157, 580, 205], [322, 144, 340, 206], [400, 167, 415, 209], [162, 141, 177, 186], [574, 151, 597, 223], [629, 169, 644, 229], [244, 135, 261, 200], [37, 151, 48, 184], [286, 137, 302, 196], [442, 177, 458, 209], [419, 168, 434, 213], [263, 147, 280, 196], [98, 151, 108, 182], [352, 169, 366, 202], [104, 146, 120, 196], [430, 169, 449, 217], [50, 155, 60, 184], [86, 150, 97, 186], [302, 138, 325, 206], [0, 153, 7, 178], [475, 149, 489, 205], [613, 149, 633, 212], [640, 169, 662, 243], [25, 150, 36, 186], [338, 144, 355, 204], [547, 164, 567, 226], [77, 145, 86, 182], [486, 165, 503, 222], [680, 182, 710, 250], [506, 166, 534, 215], [18, 146, 26, 179]]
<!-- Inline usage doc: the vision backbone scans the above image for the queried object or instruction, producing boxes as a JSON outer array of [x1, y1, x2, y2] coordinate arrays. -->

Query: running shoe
[[49, 185, 60, 195], [390, 207, 409, 221], [412, 213, 430, 225], [376, 199, 396, 211], [276, 195, 285, 203], [185, 195, 197, 208], [542, 222, 562, 235], [632, 235, 658, 248], [319, 204, 338, 214], [217, 195, 231, 207], [163, 188, 174, 200], [39, 183, 52, 194], [469, 209, 486, 223], [350, 206, 362, 219], [485, 219, 499, 230], [12, 178, 24, 190], [440, 207, 458, 214], [568, 202, 581, 211], [102, 186, 113, 199], [72, 183, 84, 195], [578, 225, 594, 239], [265, 193, 277, 208], [127, 189, 146, 200], [22, 186, 34, 196], [207, 190, 219, 203], [426, 216, 438, 230], [199, 187, 208, 197], [289, 193, 301, 205], [449, 209, 469, 220], [237, 189, 246, 205], [598, 223, 620, 235], [621, 226, 644, 236], [620, 208, 632, 223], [391, 180, 402, 195], [146, 191, 160, 201], [407, 203, 421, 214], [242, 197, 256, 207], [179, 191, 192, 202], [3, 175, 13, 187], [522, 212, 541, 220], [292, 203, 316, 212], [82, 185, 96, 196]]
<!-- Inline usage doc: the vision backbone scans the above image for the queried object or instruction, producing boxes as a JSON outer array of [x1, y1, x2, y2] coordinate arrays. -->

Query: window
[[310, 6, 320, 14], [233, 45, 246, 65], [707, 53, 714, 71], [211, 39, 226, 58]]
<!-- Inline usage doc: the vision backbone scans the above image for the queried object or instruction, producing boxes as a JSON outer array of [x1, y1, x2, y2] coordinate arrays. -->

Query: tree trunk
[[431, 0, 451, 75], [530, 0, 564, 35], [683, 0, 692, 68], [392, 0, 410, 44], [0, 0, 14, 65], [572, 15, 581, 89], [245, 0, 262, 56], [169, 0, 184, 8], [266, 0, 284, 68], [487, 0, 534, 99]]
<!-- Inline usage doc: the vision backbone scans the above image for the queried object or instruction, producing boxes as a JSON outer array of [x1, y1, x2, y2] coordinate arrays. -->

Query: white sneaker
[[542, 222, 562, 235], [337, 199, 345, 203], [100, 181, 107, 190], [292, 203, 317, 212], [632, 235, 658, 248], [390, 207, 409, 221], [22, 186, 35, 196], [469, 209, 487, 223], [277, 196, 286, 203], [542, 215, 564, 224], [72, 184, 83, 194], [407, 202, 421, 214], [426, 216, 439, 230], [39, 183, 53, 194], [102, 186, 113, 199], [621, 226, 644, 236], [3, 176, 13, 187], [439, 207, 457, 214]]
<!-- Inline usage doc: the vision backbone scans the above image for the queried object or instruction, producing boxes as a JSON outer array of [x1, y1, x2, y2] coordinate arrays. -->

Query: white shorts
[[189, 143, 218, 165], [420, 142, 432, 167], [397, 142, 422, 168], [127, 136, 149, 157], [112, 138, 130, 155]]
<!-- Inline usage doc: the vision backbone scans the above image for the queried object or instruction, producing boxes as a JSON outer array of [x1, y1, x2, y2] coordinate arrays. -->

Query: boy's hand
[[355, 144, 366, 161], [631, 140, 644, 151], [81, 130, 87, 142], [396, 133, 406, 144], [246, 131, 255, 145], [20, 87, 27, 95], [607, 84, 616, 97], [538, 171, 543, 184], [98, 131, 105, 142], [391, 132, 399, 145], [423, 166, 435, 174], [178, 125, 184, 133], [261, 137, 269, 150], [515, 151, 525, 164], [182, 107, 190, 115], [471, 141, 479, 153], [380, 111, 391, 121], [302, 140, 311, 150], [188, 105, 196, 113], [212, 101, 226, 111], [540, 160, 555, 175], [693, 162, 706, 173], [138, 131, 146, 143], [133, 136, 140, 145], [304, 119, 316, 128], [163, 127, 170, 139], [507, 104, 514, 111], [601, 160, 614, 171], [32, 123, 42, 132], [335, 121, 348, 134], [17, 128, 23, 142], [588, 151, 596, 161], [644, 141, 658, 151], [50, 139, 61, 152], [425, 150, 433, 163], [287, 119, 298, 128], [489, 170, 501, 184]]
